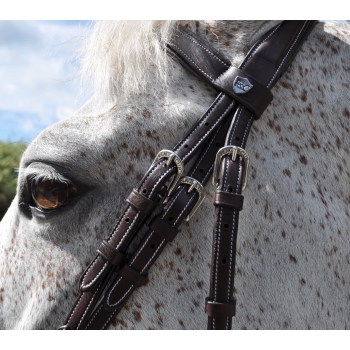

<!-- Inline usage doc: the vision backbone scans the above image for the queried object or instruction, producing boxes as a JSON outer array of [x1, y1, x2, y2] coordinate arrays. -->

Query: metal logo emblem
[[233, 76, 253, 94]]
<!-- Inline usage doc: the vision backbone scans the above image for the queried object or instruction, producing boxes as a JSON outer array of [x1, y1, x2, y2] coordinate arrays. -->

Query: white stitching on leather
[[102, 309, 119, 330], [174, 94, 225, 155], [130, 233, 153, 265], [81, 261, 108, 289], [183, 100, 235, 162], [174, 192, 196, 225], [149, 166, 173, 197], [77, 288, 99, 329], [169, 42, 214, 80], [241, 23, 282, 69], [84, 304, 103, 329], [178, 31, 230, 67], [190, 122, 222, 176], [116, 212, 140, 249], [106, 277, 133, 308], [141, 239, 165, 274], [66, 293, 84, 325], [267, 22, 307, 88]]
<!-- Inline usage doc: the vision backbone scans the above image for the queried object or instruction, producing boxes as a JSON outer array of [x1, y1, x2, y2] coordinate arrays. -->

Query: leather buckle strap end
[[205, 297, 236, 318], [97, 240, 126, 266]]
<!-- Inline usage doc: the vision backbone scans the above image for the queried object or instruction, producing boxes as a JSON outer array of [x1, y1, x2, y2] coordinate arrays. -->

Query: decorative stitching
[[106, 276, 134, 308], [182, 100, 235, 162], [81, 261, 108, 289], [116, 212, 140, 249], [149, 166, 173, 197], [174, 94, 225, 155], [190, 122, 223, 177], [267, 22, 307, 88], [77, 288, 99, 329], [84, 304, 103, 330], [174, 192, 196, 225], [178, 31, 230, 68], [66, 293, 84, 326], [168, 42, 214, 80], [241, 23, 282, 69], [141, 239, 165, 274], [102, 309, 119, 330], [130, 232, 153, 265]]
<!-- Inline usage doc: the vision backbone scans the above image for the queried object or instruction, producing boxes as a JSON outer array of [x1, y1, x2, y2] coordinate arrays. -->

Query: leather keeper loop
[[119, 264, 148, 288], [149, 215, 178, 242], [214, 191, 244, 211], [205, 297, 236, 318], [215, 66, 273, 119], [126, 188, 158, 216], [97, 240, 126, 266]]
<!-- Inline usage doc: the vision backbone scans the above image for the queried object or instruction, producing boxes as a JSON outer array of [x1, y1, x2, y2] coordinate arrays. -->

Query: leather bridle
[[60, 20, 317, 330]]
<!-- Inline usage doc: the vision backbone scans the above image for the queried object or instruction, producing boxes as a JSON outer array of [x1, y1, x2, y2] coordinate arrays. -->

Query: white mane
[[80, 21, 178, 100]]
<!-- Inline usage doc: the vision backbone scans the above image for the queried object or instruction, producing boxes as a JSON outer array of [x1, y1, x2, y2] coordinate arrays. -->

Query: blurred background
[[0, 20, 93, 219]]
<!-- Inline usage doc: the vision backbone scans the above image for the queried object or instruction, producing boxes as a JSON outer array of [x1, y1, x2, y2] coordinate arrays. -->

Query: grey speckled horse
[[0, 20, 349, 330]]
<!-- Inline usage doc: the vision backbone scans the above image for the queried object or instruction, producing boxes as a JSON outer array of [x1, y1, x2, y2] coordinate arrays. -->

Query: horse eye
[[31, 178, 76, 210]]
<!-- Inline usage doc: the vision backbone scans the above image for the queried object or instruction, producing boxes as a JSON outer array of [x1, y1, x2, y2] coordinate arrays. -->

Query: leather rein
[[60, 20, 317, 330]]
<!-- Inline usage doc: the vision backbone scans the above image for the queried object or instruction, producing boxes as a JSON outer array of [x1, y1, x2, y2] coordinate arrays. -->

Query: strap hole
[[163, 164, 167, 167], [143, 189, 148, 194], [150, 244, 155, 249], [227, 186, 233, 193], [168, 217, 173, 222], [125, 218, 130, 223], [224, 223, 229, 228], [199, 169, 204, 173], [222, 259, 227, 264], [205, 122, 210, 126], [184, 144, 189, 148], [235, 137, 240, 141]]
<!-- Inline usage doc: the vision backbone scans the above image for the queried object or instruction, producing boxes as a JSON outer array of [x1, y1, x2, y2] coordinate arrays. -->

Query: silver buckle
[[177, 176, 205, 221], [151, 150, 185, 200], [212, 146, 250, 191]]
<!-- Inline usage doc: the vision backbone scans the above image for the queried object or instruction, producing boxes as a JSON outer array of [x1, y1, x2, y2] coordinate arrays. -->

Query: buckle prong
[[177, 176, 205, 221], [151, 150, 185, 202], [212, 146, 250, 190]]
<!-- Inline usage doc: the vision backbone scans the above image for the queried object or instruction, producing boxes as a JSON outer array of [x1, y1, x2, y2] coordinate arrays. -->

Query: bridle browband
[[60, 21, 317, 330]]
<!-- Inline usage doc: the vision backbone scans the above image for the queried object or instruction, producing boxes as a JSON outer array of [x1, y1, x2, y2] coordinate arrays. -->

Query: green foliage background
[[0, 141, 27, 220]]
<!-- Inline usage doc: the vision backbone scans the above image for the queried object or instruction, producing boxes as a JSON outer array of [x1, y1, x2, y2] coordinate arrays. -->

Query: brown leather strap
[[82, 112, 235, 330], [207, 20, 317, 330], [63, 77, 237, 330]]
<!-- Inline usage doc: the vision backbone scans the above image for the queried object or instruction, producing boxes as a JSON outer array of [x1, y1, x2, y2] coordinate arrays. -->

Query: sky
[[0, 20, 93, 143]]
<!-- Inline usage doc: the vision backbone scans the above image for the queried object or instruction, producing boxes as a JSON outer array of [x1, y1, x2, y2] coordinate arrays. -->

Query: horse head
[[0, 20, 349, 330]]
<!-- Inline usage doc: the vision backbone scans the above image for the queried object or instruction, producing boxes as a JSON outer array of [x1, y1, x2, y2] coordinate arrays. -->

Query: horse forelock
[[80, 20, 178, 101]]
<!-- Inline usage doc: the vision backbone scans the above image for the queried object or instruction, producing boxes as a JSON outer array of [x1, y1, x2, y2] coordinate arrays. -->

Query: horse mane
[[80, 20, 179, 101]]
